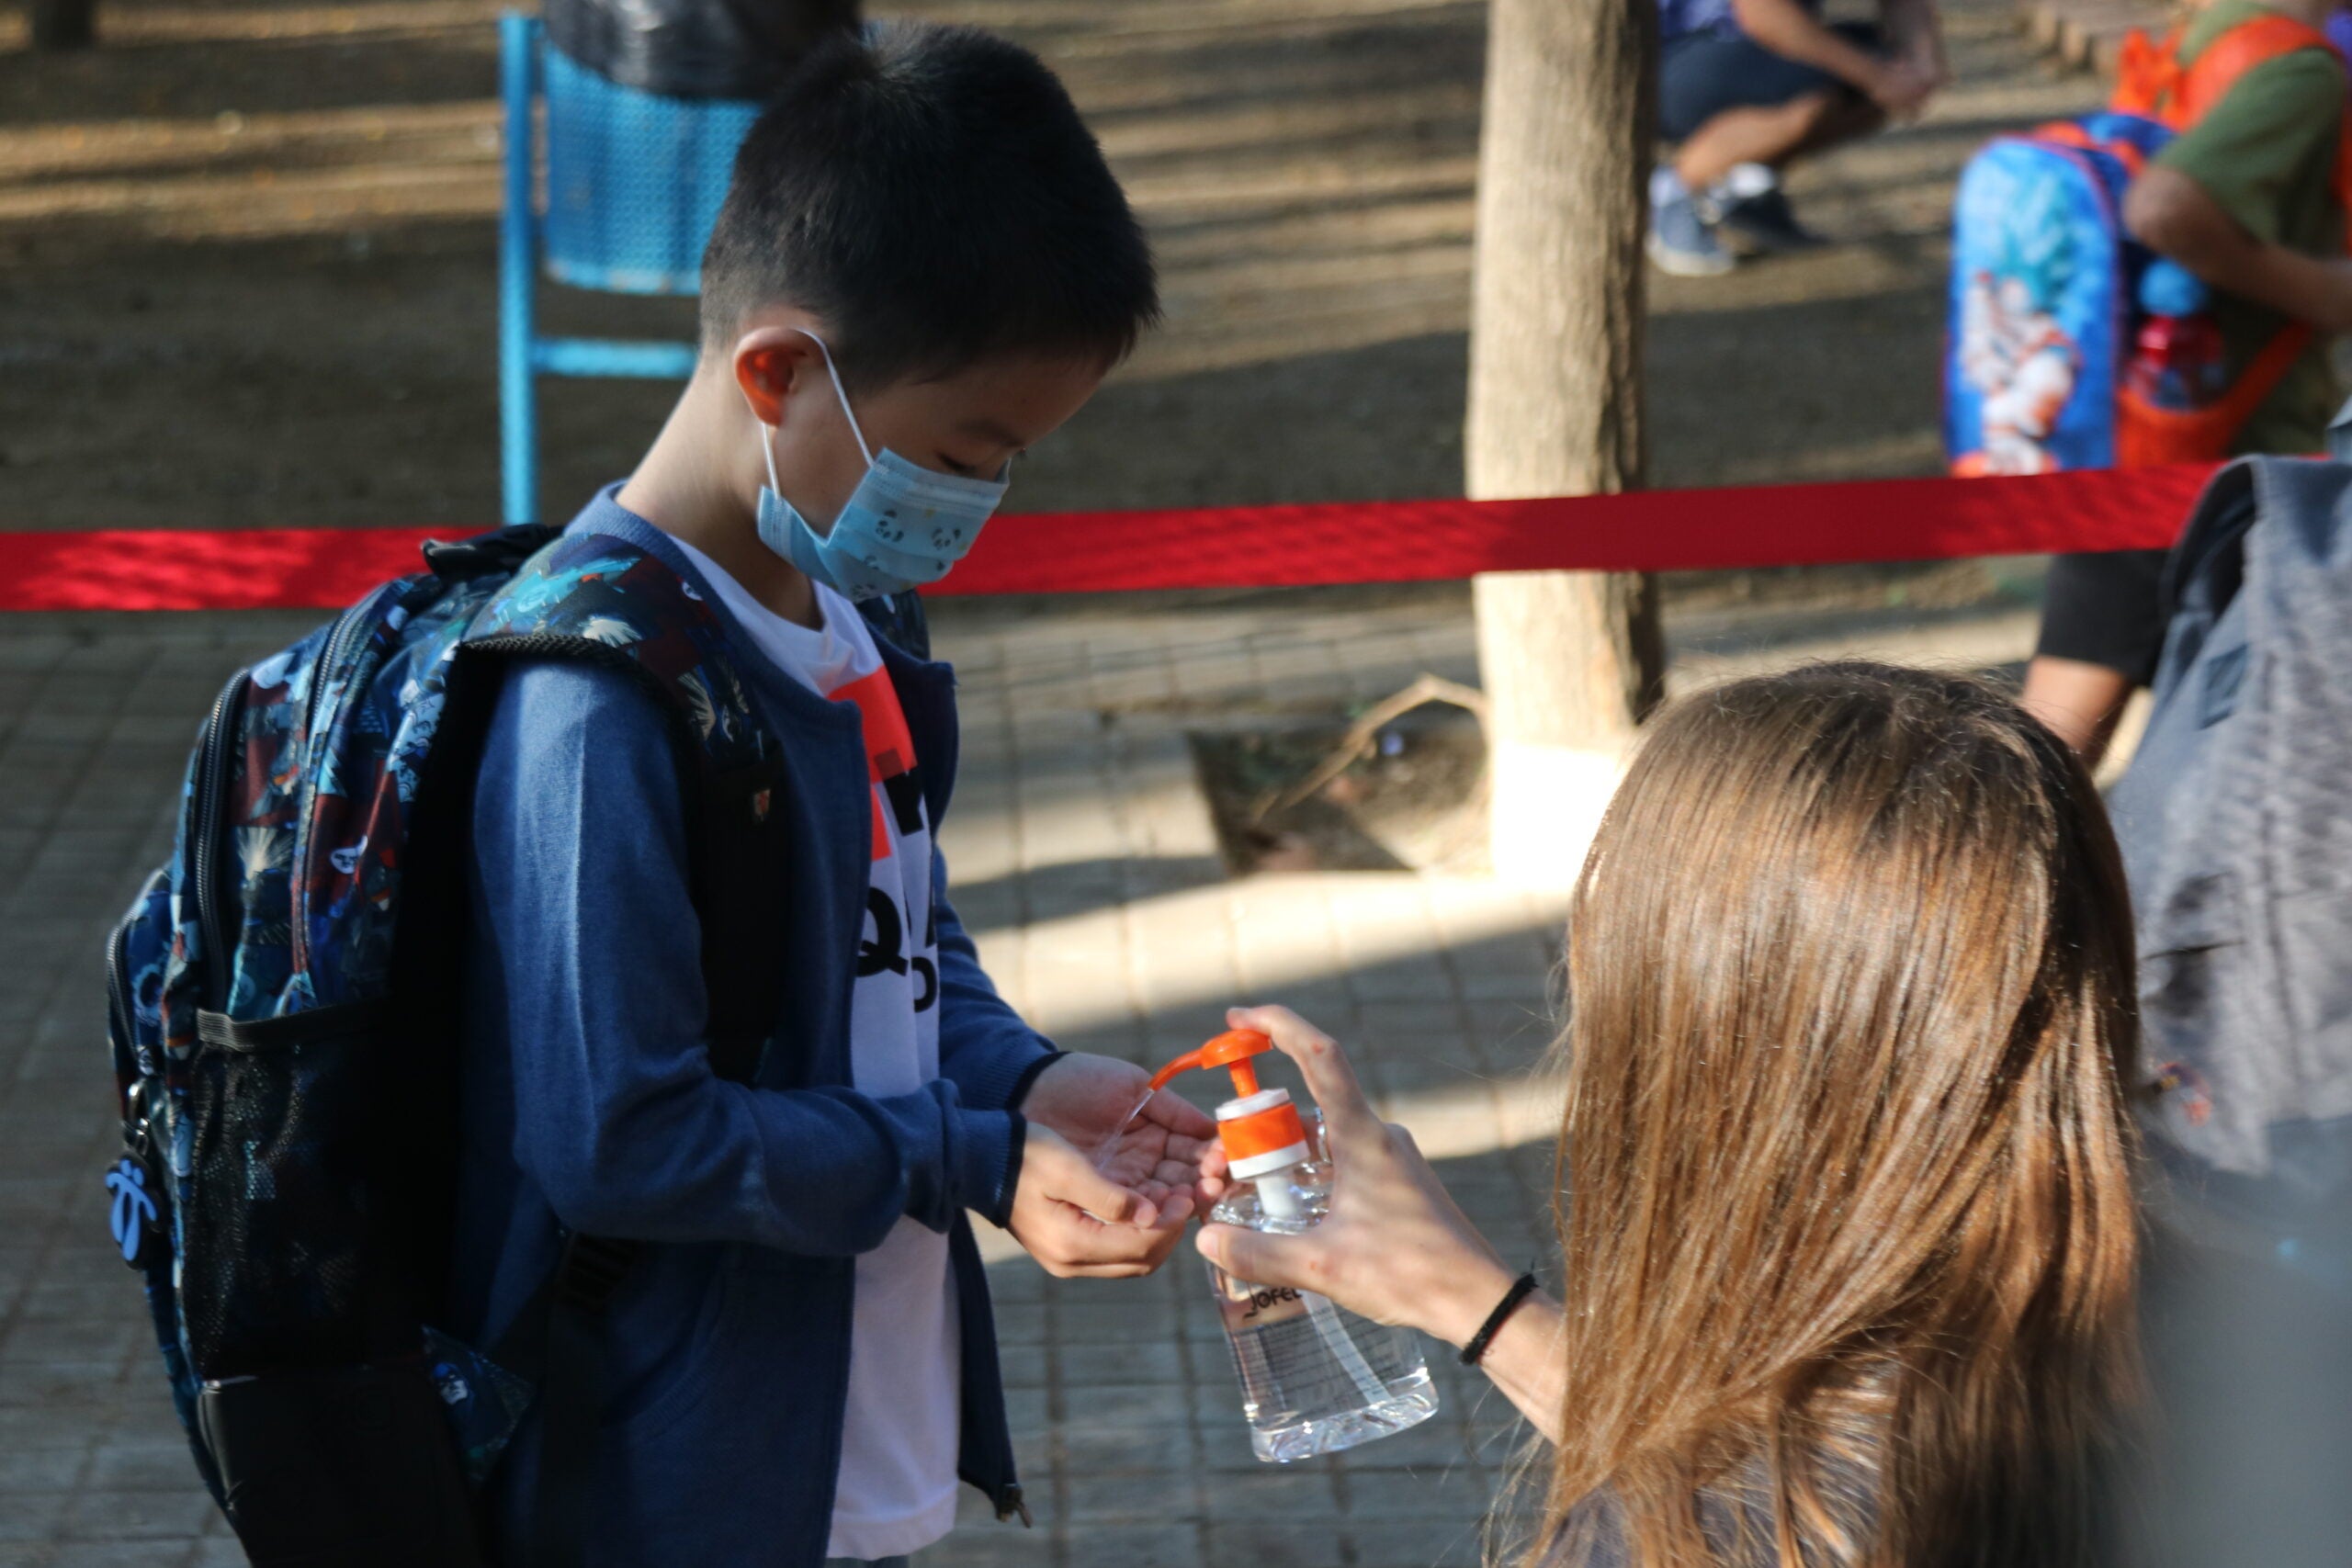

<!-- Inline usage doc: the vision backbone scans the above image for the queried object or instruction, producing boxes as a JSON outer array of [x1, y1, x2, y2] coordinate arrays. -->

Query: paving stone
[[0, 1450, 83, 1495], [0, 1491, 70, 1542], [81, 1442, 198, 1493], [1065, 1470, 1206, 1524], [1060, 1523, 1204, 1568], [1049, 1303, 1184, 1349], [1198, 1465, 1344, 1520], [1043, 1421, 1187, 1477], [41, 1546, 194, 1568], [929, 1522, 1062, 1568], [1346, 1515, 1494, 1568], [995, 1342, 1049, 1390], [56, 1487, 215, 1541], [1057, 1341, 1187, 1388], [1203, 1517, 1348, 1567]]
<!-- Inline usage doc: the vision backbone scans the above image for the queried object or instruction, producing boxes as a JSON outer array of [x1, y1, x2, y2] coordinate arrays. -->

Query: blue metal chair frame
[[499, 11, 715, 525]]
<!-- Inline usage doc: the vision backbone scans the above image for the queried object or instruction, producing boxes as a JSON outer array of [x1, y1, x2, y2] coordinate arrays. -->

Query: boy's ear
[[731, 326, 823, 427]]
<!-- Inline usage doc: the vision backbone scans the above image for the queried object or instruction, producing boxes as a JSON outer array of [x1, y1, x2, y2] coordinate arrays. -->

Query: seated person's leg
[[1654, 22, 1888, 267]]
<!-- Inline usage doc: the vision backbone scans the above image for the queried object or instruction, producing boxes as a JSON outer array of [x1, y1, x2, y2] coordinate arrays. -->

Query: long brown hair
[[1541, 662, 2143, 1567]]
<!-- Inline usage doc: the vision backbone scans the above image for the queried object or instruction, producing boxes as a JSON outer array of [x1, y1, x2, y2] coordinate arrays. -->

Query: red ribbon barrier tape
[[0, 463, 2217, 613]]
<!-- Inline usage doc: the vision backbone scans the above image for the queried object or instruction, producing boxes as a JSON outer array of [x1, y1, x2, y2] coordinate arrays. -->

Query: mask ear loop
[[792, 328, 876, 467], [741, 379, 786, 496]]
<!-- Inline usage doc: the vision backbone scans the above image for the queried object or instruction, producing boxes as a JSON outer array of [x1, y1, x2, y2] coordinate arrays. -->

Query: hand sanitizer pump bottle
[[1148, 1031, 1440, 1462]]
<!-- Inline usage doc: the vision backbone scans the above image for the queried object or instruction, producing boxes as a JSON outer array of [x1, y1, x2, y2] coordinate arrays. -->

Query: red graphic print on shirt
[[831, 668, 924, 863]]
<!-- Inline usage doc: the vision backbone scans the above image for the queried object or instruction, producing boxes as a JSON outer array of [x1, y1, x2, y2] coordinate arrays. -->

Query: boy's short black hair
[[699, 22, 1159, 389]]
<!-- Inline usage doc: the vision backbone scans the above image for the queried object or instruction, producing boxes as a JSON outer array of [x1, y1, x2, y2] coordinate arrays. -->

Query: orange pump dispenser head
[[1149, 1030, 1312, 1180], [1148, 1029, 1271, 1096]]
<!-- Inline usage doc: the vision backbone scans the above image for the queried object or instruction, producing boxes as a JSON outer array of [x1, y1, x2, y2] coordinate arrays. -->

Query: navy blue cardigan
[[448, 495, 1050, 1566]]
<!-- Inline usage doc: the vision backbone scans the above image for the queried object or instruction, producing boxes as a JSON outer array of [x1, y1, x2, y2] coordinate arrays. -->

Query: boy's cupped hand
[[1008, 1054, 1223, 1279]]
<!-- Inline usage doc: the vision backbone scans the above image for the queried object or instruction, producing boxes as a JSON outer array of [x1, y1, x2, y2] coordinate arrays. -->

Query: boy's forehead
[[899, 355, 1106, 444]]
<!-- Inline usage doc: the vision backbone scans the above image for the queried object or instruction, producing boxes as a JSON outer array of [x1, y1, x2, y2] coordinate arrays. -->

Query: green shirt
[[2154, 0, 2346, 454]]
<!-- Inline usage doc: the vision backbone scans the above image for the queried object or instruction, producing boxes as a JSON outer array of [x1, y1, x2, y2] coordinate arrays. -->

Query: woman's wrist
[[1471, 1290, 1567, 1445], [1457, 1270, 1540, 1365], [1420, 1253, 1523, 1350]]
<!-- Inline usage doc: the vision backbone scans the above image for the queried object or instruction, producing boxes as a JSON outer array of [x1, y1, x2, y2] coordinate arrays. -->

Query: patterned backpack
[[1945, 15, 2348, 478], [102, 524, 908, 1565]]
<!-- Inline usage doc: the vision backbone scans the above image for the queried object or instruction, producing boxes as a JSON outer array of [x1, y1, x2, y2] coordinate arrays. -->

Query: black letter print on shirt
[[859, 887, 908, 978], [911, 903, 938, 1012], [859, 888, 941, 1014]]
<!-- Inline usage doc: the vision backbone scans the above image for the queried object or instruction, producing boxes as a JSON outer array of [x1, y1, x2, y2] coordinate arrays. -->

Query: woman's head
[[1546, 662, 2142, 1567]]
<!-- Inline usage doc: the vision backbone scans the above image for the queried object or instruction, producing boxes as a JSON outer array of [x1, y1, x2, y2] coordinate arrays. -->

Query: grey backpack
[[2107, 450, 2352, 1252]]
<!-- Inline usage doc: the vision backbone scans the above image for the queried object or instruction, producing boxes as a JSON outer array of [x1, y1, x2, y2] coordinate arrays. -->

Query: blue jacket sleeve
[[470, 659, 1022, 1247], [931, 846, 1061, 1114]]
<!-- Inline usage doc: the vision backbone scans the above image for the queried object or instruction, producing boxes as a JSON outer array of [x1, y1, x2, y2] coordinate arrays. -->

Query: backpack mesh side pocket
[[182, 1005, 381, 1379]]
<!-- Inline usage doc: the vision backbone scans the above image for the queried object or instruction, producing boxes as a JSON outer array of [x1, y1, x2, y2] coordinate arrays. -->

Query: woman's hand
[[1192, 1005, 1519, 1348]]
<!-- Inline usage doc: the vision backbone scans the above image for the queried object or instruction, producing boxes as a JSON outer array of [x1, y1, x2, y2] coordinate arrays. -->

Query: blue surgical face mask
[[751, 331, 1010, 602]]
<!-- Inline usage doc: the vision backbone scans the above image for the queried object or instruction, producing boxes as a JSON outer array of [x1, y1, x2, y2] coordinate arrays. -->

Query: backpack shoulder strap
[[465, 529, 771, 774], [462, 528, 789, 1084], [2176, 13, 2340, 126], [2112, 24, 2186, 118], [458, 533, 795, 1568]]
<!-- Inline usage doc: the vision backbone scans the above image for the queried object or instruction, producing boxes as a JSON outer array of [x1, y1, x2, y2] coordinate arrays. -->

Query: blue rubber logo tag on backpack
[[105, 1156, 160, 1267]]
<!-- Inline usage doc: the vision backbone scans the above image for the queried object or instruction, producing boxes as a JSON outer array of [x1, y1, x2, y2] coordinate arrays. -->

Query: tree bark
[[31, 0, 96, 50], [1466, 0, 1664, 884]]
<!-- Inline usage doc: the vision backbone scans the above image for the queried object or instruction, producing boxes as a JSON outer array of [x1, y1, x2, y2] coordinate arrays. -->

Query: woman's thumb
[[1195, 1222, 1306, 1291]]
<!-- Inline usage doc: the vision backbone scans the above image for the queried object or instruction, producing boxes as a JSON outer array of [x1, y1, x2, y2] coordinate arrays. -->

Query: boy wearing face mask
[[446, 25, 1208, 1568]]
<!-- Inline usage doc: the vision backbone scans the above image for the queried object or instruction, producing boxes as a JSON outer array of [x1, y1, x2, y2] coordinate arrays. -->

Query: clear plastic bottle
[[1142, 1031, 1440, 1463], [1206, 1153, 1440, 1462]]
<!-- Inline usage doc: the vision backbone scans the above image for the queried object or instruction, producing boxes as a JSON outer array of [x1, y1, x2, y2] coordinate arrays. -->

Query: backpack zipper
[[300, 595, 378, 768], [189, 670, 251, 1015], [282, 592, 391, 984]]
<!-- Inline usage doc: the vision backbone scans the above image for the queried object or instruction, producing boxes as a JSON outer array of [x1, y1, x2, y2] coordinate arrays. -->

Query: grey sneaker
[[1715, 185, 1826, 254], [1647, 185, 1735, 277]]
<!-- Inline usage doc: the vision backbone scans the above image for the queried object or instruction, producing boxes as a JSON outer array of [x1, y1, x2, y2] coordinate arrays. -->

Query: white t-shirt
[[669, 537, 961, 1562]]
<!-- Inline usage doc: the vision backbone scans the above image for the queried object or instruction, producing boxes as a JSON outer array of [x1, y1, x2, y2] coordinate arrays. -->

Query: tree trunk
[[31, 0, 96, 49], [1466, 0, 1664, 886]]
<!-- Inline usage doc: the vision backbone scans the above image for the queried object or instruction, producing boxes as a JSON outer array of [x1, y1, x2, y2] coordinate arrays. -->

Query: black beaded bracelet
[[1460, 1270, 1541, 1367]]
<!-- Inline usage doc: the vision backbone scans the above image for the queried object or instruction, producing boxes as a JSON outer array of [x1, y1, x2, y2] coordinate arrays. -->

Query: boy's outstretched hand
[[1008, 1054, 1219, 1278]]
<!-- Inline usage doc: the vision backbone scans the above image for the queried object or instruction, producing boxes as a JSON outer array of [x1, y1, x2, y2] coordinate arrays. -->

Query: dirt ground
[[0, 0, 2105, 534]]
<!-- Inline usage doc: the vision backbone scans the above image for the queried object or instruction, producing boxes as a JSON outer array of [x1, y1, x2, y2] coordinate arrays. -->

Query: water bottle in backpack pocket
[[2126, 261, 2227, 412]]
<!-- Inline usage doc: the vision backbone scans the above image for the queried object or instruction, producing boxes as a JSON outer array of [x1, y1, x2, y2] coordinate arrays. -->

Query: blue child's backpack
[[102, 524, 911, 1564], [1946, 17, 2347, 478], [1945, 111, 2170, 478]]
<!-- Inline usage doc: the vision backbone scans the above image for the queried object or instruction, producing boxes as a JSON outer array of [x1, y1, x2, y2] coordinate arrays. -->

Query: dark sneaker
[[1647, 186, 1734, 277], [1714, 185, 1826, 255]]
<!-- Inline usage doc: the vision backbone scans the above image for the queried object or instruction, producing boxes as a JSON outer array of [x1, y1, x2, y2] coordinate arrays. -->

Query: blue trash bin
[[499, 12, 763, 522], [542, 42, 762, 296]]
